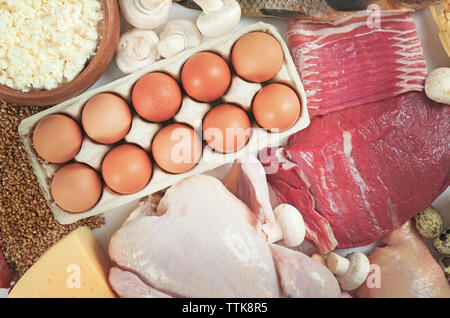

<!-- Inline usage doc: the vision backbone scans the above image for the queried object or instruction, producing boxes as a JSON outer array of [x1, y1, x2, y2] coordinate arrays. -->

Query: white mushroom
[[262, 204, 306, 247], [119, 0, 172, 29], [425, 67, 450, 105], [327, 252, 370, 291], [157, 19, 202, 58], [193, 0, 241, 38], [116, 28, 161, 74]]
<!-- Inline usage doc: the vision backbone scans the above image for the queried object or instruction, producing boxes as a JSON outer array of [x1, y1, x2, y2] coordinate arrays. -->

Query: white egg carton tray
[[18, 22, 310, 225]]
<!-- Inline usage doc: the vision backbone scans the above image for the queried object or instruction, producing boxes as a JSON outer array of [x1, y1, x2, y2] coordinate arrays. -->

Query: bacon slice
[[287, 11, 427, 116]]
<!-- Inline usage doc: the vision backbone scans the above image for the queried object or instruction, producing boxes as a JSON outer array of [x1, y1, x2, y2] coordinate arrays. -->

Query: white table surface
[[1, 3, 449, 298]]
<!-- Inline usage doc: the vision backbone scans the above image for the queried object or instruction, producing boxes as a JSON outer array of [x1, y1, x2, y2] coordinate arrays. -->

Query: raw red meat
[[260, 148, 338, 253], [287, 12, 427, 116], [264, 92, 449, 251], [0, 249, 12, 289]]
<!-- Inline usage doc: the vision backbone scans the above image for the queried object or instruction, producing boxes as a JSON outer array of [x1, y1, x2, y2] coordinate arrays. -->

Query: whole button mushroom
[[116, 28, 161, 74], [261, 204, 306, 247], [327, 252, 370, 291], [157, 19, 202, 58], [193, 0, 241, 37], [119, 0, 172, 29], [425, 67, 450, 105]]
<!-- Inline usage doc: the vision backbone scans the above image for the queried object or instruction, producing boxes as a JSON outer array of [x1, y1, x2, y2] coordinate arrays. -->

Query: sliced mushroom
[[119, 0, 172, 29], [193, 0, 241, 38], [262, 204, 306, 247], [116, 28, 161, 74], [327, 252, 370, 291], [157, 19, 202, 58]]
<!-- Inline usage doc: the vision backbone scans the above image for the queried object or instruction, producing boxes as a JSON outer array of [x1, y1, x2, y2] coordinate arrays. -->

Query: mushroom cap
[[273, 204, 306, 247], [116, 28, 160, 74], [425, 67, 450, 105], [119, 0, 172, 29], [337, 252, 370, 291], [195, 0, 241, 38]]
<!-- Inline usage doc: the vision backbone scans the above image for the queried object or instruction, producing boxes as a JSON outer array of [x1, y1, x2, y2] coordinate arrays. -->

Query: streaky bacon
[[287, 11, 427, 116]]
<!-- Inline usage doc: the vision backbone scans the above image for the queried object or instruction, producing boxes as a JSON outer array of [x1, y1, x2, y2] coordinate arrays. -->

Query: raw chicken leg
[[357, 221, 450, 298], [270, 244, 341, 298], [109, 174, 280, 298]]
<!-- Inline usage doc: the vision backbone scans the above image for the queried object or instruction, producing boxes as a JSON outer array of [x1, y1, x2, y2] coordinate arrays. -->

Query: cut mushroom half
[[193, 0, 241, 38], [158, 19, 202, 58], [327, 252, 370, 291], [262, 204, 306, 247], [119, 0, 172, 29], [116, 28, 161, 74]]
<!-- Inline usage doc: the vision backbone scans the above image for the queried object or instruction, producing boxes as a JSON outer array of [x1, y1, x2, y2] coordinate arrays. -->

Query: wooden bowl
[[0, 0, 121, 106]]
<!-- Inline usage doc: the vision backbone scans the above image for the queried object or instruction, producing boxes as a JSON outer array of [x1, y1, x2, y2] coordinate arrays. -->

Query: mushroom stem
[[327, 252, 350, 276], [158, 33, 187, 58], [125, 36, 154, 61], [157, 19, 202, 58], [326, 252, 370, 291], [193, 0, 223, 14], [262, 222, 283, 244]]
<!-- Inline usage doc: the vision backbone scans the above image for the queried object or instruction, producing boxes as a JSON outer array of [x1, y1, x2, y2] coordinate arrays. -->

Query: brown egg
[[51, 163, 102, 213], [231, 32, 283, 83], [81, 93, 132, 144], [132, 72, 182, 122], [32, 114, 83, 163], [202, 104, 251, 153], [102, 144, 152, 194], [152, 124, 202, 174], [181, 52, 231, 102], [253, 83, 301, 132]]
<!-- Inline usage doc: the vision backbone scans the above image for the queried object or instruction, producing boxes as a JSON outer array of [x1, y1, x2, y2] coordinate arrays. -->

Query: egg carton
[[18, 22, 310, 225]]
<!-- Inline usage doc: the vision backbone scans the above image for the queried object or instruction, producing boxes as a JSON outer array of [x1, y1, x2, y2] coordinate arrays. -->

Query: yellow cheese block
[[9, 226, 115, 298]]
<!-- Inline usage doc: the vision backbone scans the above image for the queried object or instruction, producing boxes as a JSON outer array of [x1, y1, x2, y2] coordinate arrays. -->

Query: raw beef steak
[[263, 92, 449, 252], [287, 12, 427, 116]]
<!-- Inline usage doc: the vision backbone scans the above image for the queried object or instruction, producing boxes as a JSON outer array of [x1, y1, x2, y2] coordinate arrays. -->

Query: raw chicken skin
[[357, 221, 450, 298], [270, 244, 341, 298], [109, 175, 280, 298], [109, 267, 172, 298]]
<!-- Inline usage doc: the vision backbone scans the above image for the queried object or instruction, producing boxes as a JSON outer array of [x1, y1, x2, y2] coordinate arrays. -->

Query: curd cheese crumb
[[0, 0, 103, 92]]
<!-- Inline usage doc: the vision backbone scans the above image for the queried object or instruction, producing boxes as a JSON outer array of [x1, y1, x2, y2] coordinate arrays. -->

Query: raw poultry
[[357, 221, 450, 298], [108, 158, 341, 298]]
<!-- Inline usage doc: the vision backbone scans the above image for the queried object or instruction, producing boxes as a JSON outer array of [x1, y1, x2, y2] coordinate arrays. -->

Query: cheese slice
[[9, 226, 115, 298]]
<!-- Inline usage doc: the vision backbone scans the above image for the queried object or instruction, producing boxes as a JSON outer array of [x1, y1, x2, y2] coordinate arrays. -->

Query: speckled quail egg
[[438, 256, 450, 283], [414, 206, 444, 238], [434, 228, 450, 256]]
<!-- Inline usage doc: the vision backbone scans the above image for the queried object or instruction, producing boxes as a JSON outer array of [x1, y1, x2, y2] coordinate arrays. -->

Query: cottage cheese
[[0, 0, 103, 92]]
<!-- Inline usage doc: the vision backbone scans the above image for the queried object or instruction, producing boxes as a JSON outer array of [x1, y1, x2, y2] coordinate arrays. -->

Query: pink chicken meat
[[287, 11, 427, 116], [264, 92, 449, 253], [109, 172, 341, 298], [357, 221, 450, 298]]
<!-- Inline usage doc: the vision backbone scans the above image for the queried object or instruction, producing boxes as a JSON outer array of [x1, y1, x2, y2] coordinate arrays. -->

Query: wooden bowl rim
[[0, 0, 120, 107]]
